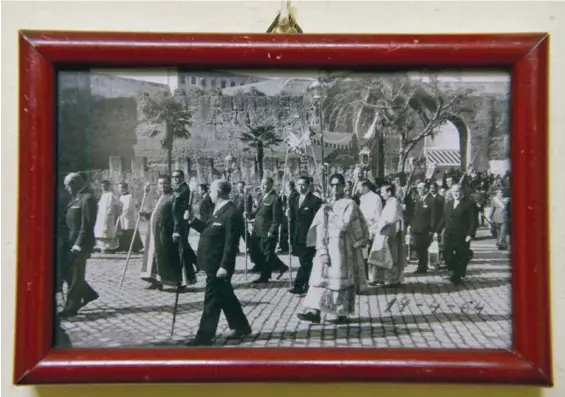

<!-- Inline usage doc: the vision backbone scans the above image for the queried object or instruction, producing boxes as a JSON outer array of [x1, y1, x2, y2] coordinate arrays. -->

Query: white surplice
[[118, 193, 136, 230], [94, 191, 120, 250]]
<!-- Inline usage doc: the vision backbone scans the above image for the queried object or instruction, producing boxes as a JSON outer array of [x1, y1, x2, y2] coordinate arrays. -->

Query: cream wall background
[[1, 1, 564, 396]]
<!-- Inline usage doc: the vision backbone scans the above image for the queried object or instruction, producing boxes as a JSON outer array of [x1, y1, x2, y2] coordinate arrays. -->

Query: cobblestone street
[[57, 225, 511, 349]]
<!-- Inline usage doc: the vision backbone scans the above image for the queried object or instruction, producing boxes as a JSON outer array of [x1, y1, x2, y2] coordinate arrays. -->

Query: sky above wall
[[92, 68, 510, 91]]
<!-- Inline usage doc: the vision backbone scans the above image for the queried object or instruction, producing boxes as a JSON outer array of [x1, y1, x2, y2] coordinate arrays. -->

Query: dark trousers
[[258, 235, 287, 280], [293, 244, 315, 291], [240, 229, 252, 251], [411, 231, 431, 271], [64, 251, 98, 311], [442, 233, 471, 280], [117, 229, 144, 252], [278, 217, 290, 252], [248, 233, 263, 269], [196, 273, 250, 341], [182, 242, 198, 283]]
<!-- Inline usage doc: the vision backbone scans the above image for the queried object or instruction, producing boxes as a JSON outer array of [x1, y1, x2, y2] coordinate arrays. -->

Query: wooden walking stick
[[170, 285, 181, 337], [244, 217, 249, 280], [170, 242, 183, 338], [118, 185, 149, 288], [287, 200, 293, 288], [280, 147, 293, 285]]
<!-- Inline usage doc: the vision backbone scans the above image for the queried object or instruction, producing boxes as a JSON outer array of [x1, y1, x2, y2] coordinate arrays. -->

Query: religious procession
[[55, 70, 511, 348], [57, 145, 510, 346]]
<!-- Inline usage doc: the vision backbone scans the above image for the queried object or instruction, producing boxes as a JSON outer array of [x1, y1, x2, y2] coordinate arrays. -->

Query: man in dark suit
[[172, 170, 197, 285], [197, 184, 214, 223], [429, 182, 445, 229], [186, 180, 251, 346], [407, 181, 437, 274], [434, 184, 476, 285], [278, 181, 298, 254], [59, 173, 99, 318], [248, 177, 289, 284], [233, 181, 253, 251], [287, 176, 322, 294]]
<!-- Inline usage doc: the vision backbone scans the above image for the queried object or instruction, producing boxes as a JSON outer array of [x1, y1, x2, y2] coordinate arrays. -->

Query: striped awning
[[426, 149, 461, 166], [310, 131, 355, 149]]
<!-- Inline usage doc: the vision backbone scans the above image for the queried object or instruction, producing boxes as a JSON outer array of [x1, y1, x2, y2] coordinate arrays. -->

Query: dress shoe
[[331, 316, 349, 325], [185, 338, 214, 347], [227, 327, 252, 339], [58, 307, 79, 319], [450, 275, 464, 286], [81, 292, 99, 308], [276, 265, 289, 280], [145, 282, 163, 290], [251, 277, 269, 284], [297, 312, 321, 324]]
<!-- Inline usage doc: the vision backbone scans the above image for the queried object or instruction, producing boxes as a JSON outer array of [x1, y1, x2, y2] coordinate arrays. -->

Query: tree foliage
[[138, 89, 193, 174], [318, 73, 478, 174], [237, 111, 284, 179]]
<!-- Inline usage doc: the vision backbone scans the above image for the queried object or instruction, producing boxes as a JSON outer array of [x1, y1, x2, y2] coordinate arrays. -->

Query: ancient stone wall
[[58, 72, 510, 184]]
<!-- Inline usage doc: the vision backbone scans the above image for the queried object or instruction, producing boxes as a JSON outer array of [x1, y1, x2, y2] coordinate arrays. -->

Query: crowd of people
[[56, 165, 511, 345]]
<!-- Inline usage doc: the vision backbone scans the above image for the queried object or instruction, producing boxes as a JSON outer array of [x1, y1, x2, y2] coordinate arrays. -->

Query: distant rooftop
[[221, 78, 315, 96]]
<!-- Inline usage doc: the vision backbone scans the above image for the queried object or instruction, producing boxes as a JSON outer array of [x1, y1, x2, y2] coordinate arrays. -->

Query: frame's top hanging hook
[[266, 0, 303, 33]]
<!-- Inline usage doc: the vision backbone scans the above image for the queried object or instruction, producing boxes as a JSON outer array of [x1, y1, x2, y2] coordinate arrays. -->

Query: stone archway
[[446, 115, 472, 170], [409, 88, 473, 171]]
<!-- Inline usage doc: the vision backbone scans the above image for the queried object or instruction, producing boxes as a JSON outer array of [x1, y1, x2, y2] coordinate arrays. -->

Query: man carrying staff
[[247, 177, 289, 284], [185, 180, 252, 346], [233, 181, 254, 254], [59, 173, 99, 318], [171, 170, 198, 286], [287, 175, 322, 295], [140, 176, 184, 290]]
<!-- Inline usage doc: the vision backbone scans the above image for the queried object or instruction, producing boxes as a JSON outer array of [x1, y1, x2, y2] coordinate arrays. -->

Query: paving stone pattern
[[57, 226, 511, 349]]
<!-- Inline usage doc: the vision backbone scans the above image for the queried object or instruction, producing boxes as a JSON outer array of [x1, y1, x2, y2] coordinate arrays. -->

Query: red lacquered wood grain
[[14, 31, 551, 385]]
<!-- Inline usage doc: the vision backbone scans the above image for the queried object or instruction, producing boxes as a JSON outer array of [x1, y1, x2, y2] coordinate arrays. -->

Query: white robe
[[94, 192, 119, 239], [359, 191, 383, 238], [368, 197, 402, 271], [94, 191, 120, 250], [118, 193, 136, 230], [302, 198, 370, 316]]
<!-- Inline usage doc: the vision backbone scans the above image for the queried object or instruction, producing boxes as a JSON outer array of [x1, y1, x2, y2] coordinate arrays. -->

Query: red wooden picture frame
[[14, 31, 551, 385]]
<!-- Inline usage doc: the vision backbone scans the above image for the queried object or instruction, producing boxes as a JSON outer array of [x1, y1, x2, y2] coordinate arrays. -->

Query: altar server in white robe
[[94, 180, 119, 252], [368, 183, 405, 287], [357, 180, 383, 260], [117, 182, 144, 253]]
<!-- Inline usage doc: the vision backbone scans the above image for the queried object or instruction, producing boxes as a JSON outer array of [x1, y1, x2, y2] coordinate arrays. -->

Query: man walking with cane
[[59, 172, 99, 318], [287, 176, 322, 295], [185, 179, 252, 346], [171, 170, 198, 286]]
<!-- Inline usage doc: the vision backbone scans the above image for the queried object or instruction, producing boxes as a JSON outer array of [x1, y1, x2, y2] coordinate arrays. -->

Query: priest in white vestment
[[368, 183, 405, 287], [94, 180, 119, 252], [296, 173, 370, 325]]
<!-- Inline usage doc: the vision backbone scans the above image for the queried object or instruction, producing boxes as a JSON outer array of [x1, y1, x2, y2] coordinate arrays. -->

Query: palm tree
[[320, 74, 476, 176], [139, 89, 193, 175], [238, 112, 284, 180]]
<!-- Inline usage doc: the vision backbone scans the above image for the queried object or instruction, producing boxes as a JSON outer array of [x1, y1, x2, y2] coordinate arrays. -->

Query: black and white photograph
[[55, 68, 511, 349]]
